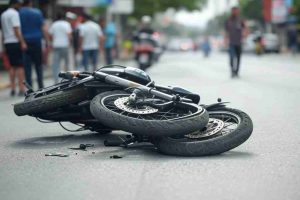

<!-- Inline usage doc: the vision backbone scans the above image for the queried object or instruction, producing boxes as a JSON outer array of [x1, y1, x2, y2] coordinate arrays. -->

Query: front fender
[[203, 102, 230, 111]]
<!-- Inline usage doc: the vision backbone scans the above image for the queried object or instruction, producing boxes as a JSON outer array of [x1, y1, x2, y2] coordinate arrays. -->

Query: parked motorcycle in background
[[133, 32, 156, 71], [132, 15, 164, 71]]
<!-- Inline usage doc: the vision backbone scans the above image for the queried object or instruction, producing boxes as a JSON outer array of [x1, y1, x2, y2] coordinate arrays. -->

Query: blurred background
[[0, 0, 299, 76], [0, 2, 300, 199]]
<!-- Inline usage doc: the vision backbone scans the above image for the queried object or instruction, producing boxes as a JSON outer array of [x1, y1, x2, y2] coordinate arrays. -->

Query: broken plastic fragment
[[45, 153, 69, 157], [110, 155, 123, 159], [69, 144, 95, 151]]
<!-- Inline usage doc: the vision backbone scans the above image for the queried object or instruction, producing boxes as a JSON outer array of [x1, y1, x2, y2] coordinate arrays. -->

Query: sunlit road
[[0, 51, 299, 200]]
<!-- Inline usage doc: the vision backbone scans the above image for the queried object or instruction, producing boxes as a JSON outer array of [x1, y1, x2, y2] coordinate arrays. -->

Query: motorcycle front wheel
[[90, 90, 209, 137], [152, 108, 253, 156]]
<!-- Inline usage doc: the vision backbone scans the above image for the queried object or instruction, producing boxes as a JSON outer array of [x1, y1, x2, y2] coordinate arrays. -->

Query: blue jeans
[[105, 47, 113, 65], [82, 49, 98, 71], [23, 41, 44, 88], [52, 48, 69, 83]]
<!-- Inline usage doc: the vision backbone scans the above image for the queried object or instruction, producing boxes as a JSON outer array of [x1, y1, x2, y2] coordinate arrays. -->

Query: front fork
[[93, 71, 193, 103]]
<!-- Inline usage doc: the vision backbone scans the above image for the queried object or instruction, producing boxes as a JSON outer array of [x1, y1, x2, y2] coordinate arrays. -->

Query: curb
[[0, 73, 52, 92]]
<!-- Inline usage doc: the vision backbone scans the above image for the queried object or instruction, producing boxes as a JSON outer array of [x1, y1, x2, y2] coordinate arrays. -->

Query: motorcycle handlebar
[[93, 71, 193, 103], [59, 71, 90, 80]]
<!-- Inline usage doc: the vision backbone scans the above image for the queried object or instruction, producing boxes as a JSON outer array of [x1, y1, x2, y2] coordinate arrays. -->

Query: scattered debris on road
[[45, 153, 69, 157], [110, 155, 123, 159], [69, 144, 95, 151]]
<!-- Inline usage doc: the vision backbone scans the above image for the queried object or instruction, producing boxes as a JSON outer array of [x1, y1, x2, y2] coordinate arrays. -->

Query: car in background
[[262, 33, 280, 53], [243, 32, 280, 53], [167, 38, 195, 51]]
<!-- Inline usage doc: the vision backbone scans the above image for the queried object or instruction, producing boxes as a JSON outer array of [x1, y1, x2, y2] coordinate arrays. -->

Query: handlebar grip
[[58, 72, 66, 78], [58, 72, 75, 80]]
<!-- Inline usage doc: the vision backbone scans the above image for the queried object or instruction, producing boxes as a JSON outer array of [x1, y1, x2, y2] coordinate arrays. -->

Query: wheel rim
[[183, 110, 241, 140], [114, 97, 158, 114], [101, 94, 202, 121]]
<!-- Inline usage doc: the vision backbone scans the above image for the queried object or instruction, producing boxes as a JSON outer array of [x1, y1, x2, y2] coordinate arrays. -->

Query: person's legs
[[105, 48, 113, 65], [52, 48, 61, 83], [82, 50, 89, 71], [32, 42, 44, 88], [235, 45, 242, 76], [6, 43, 23, 94], [23, 47, 33, 88], [229, 45, 235, 77], [61, 48, 69, 71], [91, 49, 98, 71], [9, 68, 16, 95], [16, 67, 25, 94]]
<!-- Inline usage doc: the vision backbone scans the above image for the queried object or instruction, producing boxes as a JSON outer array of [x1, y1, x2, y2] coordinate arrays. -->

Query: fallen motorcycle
[[14, 65, 253, 156]]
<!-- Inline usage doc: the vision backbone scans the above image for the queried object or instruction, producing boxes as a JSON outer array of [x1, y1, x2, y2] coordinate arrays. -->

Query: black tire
[[153, 108, 253, 156], [14, 87, 88, 116], [90, 90, 209, 137]]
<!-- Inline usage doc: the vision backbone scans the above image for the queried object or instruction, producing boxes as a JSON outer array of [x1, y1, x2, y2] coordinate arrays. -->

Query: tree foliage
[[239, 0, 263, 22], [292, 0, 300, 21], [132, 0, 207, 19], [206, 13, 230, 35]]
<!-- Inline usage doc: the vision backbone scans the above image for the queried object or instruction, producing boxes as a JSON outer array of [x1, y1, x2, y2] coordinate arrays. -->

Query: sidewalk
[[0, 66, 53, 91], [0, 57, 135, 92]]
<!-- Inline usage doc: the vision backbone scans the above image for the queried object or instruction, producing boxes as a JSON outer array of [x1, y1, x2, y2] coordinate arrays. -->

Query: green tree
[[133, 0, 207, 19], [239, 0, 263, 22], [292, 0, 300, 21], [206, 13, 230, 35]]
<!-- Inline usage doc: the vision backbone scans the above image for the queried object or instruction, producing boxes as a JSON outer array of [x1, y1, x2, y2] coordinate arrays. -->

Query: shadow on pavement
[[203, 151, 256, 160], [11, 132, 108, 149], [11, 132, 255, 160]]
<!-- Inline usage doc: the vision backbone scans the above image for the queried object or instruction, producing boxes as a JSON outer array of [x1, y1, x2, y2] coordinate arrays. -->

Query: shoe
[[10, 90, 16, 96]]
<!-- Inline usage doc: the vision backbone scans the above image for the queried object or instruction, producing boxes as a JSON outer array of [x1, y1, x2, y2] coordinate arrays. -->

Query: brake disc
[[185, 118, 225, 139], [114, 97, 158, 115]]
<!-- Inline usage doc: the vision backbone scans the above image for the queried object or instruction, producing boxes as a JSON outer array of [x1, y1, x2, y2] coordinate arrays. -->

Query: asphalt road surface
[[0, 52, 299, 200]]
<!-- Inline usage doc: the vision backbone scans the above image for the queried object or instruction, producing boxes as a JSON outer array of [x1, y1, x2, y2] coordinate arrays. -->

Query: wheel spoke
[[103, 94, 197, 121], [223, 117, 232, 123], [223, 122, 236, 129], [184, 111, 240, 140]]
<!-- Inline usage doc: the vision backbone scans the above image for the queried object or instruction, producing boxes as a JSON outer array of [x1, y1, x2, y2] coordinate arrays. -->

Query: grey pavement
[[0, 51, 299, 200]]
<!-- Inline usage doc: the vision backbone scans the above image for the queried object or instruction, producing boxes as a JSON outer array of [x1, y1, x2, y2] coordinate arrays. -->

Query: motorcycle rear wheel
[[90, 90, 209, 137], [152, 108, 253, 156]]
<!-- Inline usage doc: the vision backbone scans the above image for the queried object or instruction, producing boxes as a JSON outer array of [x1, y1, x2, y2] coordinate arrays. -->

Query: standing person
[[100, 18, 116, 65], [66, 12, 80, 68], [201, 36, 211, 58], [225, 7, 246, 78], [79, 13, 104, 71], [19, 0, 48, 89], [48, 12, 72, 83], [287, 24, 298, 55], [1, 0, 26, 96]]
